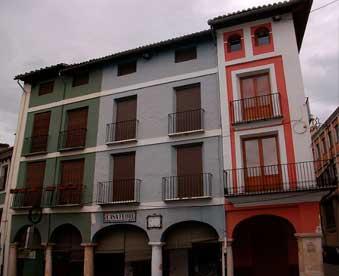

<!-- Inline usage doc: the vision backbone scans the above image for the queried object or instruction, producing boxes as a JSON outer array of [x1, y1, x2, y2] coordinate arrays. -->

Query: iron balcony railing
[[162, 173, 212, 200], [224, 160, 337, 197], [106, 120, 138, 143], [23, 135, 49, 154], [168, 109, 204, 134], [97, 179, 141, 204], [58, 128, 87, 150], [11, 186, 85, 208], [230, 93, 282, 124]]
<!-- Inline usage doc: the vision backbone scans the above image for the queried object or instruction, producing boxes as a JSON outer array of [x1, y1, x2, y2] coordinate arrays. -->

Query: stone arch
[[13, 225, 42, 249]]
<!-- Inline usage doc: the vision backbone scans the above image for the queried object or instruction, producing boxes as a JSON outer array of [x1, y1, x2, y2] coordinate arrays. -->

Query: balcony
[[162, 173, 212, 201], [168, 109, 204, 135], [58, 128, 87, 151], [11, 186, 85, 208], [224, 160, 337, 197], [23, 135, 49, 155], [97, 179, 141, 204], [106, 120, 138, 144], [230, 93, 282, 125]]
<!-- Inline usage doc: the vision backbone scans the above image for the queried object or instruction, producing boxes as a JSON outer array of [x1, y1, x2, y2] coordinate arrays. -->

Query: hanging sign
[[103, 211, 136, 223]]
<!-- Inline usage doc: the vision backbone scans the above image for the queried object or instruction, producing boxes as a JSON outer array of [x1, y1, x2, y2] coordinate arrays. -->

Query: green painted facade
[[28, 68, 102, 108], [22, 97, 100, 156]]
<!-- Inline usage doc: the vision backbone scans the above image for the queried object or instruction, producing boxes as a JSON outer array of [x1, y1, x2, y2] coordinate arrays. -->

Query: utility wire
[[310, 0, 339, 13]]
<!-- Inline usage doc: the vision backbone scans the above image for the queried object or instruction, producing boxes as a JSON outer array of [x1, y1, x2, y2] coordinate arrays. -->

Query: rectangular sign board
[[103, 211, 136, 223]]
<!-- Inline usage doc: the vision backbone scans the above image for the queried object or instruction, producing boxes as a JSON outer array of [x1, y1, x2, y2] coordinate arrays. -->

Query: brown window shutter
[[115, 96, 137, 141], [175, 85, 201, 132], [66, 107, 88, 148], [117, 61, 137, 76], [72, 71, 89, 87], [24, 161, 46, 206], [59, 159, 84, 205], [176, 144, 203, 198], [31, 111, 51, 152], [38, 81, 54, 96], [175, 46, 197, 63], [112, 152, 136, 202]]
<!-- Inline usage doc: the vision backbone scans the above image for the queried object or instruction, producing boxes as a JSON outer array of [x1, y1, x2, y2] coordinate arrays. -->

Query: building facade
[[6, 1, 337, 276], [311, 106, 339, 264]]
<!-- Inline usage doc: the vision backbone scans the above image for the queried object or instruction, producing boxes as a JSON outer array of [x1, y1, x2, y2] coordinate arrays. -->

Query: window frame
[[251, 23, 274, 55], [38, 81, 54, 96], [117, 61, 137, 76], [72, 71, 89, 87], [174, 46, 197, 63], [223, 29, 245, 61]]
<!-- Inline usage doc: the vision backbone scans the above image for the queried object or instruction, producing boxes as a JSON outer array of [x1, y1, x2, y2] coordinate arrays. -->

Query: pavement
[[324, 263, 339, 276]]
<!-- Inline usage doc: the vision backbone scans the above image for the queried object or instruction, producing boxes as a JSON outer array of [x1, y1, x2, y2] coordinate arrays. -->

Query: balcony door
[[113, 152, 135, 202], [31, 112, 51, 152], [24, 161, 45, 206], [115, 96, 137, 141], [59, 159, 84, 205], [175, 85, 201, 132], [240, 73, 273, 121], [177, 144, 203, 198], [65, 108, 88, 148], [242, 136, 282, 192]]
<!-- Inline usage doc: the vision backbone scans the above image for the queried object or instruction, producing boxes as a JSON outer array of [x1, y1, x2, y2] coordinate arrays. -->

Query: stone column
[[8, 243, 18, 276], [295, 233, 324, 276], [43, 243, 55, 276], [226, 239, 234, 276], [149, 242, 164, 276], [81, 243, 96, 276]]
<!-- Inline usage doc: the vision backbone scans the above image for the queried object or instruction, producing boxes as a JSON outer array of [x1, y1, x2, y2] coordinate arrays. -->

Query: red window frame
[[223, 29, 245, 61], [251, 23, 274, 55]]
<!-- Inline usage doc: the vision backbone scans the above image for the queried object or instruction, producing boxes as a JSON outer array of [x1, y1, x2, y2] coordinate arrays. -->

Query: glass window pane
[[262, 137, 279, 175]]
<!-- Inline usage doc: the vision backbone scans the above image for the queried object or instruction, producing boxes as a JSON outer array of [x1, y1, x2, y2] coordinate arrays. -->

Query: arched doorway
[[162, 221, 222, 276], [93, 225, 151, 276], [50, 224, 83, 276], [233, 215, 298, 276], [14, 226, 44, 276]]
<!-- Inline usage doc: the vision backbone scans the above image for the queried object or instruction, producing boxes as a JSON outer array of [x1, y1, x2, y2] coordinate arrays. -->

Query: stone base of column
[[295, 233, 324, 276]]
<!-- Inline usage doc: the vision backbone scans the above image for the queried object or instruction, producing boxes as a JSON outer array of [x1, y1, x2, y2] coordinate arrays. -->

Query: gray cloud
[[0, 0, 338, 145]]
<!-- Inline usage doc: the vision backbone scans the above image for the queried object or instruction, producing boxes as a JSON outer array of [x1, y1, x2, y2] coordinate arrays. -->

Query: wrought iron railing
[[162, 173, 212, 200], [230, 93, 282, 124], [51, 185, 85, 206], [11, 188, 44, 208], [224, 160, 337, 197], [58, 128, 87, 150], [106, 120, 138, 143], [23, 135, 49, 154], [168, 109, 204, 134], [97, 179, 141, 204]]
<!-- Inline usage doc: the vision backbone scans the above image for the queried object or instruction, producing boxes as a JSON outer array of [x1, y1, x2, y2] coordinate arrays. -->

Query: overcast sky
[[0, 0, 338, 145]]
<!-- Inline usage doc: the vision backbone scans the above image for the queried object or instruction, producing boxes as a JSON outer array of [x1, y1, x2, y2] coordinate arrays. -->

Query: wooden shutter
[[66, 108, 88, 148], [175, 85, 201, 132], [38, 81, 54, 96], [115, 97, 137, 141], [72, 71, 89, 87], [117, 61, 137, 76], [59, 159, 84, 205], [177, 144, 203, 198], [175, 46, 197, 63], [24, 161, 45, 206], [112, 152, 135, 202], [31, 112, 51, 152]]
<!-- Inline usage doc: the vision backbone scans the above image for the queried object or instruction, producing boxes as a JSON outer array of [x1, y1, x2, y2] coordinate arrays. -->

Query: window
[[173, 84, 202, 133], [255, 27, 270, 46], [175, 46, 197, 63], [112, 152, 136, 202], [24, 161, 46, 206], [0, 166, 8, 191], [31, 111, 51, 153], [323, 200, 336, 229], [328, 131, 334, 148], [38, 81, 54, 96], [72, 71, 89, 87], [114, 96, 137, 141], [316, 143, 321, 160], [228, 35, 242, 52], [176, 144, 203, 198], [242, 135, 281, 192], [59, 159, 84, 205], [322, 137, 327, 154], [63, 107, 88, 149], [335, 125, 339, 142], [117, 61, 137, 76]]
